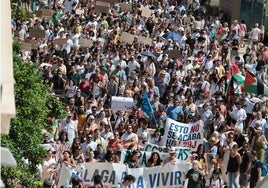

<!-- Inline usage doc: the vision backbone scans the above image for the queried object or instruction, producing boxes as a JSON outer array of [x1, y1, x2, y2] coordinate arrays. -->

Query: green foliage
[[1, 45, 66, 187], [11, 2, 33, 23], [13, 41, 21, 54]]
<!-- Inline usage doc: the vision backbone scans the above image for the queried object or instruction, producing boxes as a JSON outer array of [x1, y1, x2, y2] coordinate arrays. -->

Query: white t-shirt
[[251, 27, 260, 41], [59, 120, 78, 145], [121, 132, 138, 142]]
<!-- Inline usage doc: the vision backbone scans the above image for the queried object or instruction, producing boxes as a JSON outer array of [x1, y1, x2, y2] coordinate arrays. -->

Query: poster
[[111, 96, 133, 112], [162, 118, 204, 151], [120, 32, 135, 44], [29, 29, 45, 38]]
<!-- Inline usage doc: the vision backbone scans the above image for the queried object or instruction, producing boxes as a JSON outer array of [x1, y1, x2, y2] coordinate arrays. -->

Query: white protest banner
[[121, 148, 190, 166], [162, 118, 204, 151], [111, 96, 133, 112], [144, 143, 190, 161], [83, 163, 125, 188], [82, 162, 191, 188], [141, 163, 191, 188]]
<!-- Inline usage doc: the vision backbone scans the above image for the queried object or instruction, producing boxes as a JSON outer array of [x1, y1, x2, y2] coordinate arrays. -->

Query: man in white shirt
[[251, 23, 261, 43], [81, 134, 97, 156], [250, 111, 266, 131], [232, 103, 247, 132], [59, 113, 78, 145], [127, 56, 140, 77], [121, 125, 139, 149]]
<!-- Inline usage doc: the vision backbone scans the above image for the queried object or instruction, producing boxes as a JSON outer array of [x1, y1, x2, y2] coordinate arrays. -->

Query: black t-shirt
[[240, 152, 250, 173], [235, 135, 246, 156], [186, 168, 202, 188], [250, 160, 261, 183]]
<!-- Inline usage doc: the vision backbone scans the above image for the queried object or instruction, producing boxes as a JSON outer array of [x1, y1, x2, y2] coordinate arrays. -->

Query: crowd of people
[[12, 0, 268, 187]]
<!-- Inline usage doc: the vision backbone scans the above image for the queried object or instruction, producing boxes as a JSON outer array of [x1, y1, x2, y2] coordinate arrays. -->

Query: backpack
[[256, 160, 268, 177]]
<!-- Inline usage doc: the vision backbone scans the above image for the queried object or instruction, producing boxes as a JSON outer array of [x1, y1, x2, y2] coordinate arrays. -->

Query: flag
[[226, 61, 240, 80], [141, 92, 154, 116], [227, 76, 235, 96], [226, 74, 245, 95], [244, 71, 268, 96]]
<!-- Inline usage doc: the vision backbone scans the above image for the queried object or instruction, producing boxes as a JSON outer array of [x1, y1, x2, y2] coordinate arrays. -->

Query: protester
[[14, 0, 268, 187], [185, 160, 205, 188], [249, 150, 262, 188], [117, 174, 136, 188]]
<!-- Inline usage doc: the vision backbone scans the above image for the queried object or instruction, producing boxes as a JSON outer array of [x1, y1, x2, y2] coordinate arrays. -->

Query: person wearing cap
[[226, 143, 241, 188], [59, 112, 78, 145], [162, 149, 180, 165], [251, 126, 267, 162], [249, 150, 262, 188], [206, 168, 223, 188], [204, 136, 218, 176]]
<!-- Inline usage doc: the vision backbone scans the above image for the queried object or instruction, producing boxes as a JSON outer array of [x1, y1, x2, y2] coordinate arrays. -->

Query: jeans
[[228, 172, 239, 188]]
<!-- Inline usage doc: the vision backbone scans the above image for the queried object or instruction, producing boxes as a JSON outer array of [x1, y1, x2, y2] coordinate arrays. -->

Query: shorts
[[239, 173, 248, 186]]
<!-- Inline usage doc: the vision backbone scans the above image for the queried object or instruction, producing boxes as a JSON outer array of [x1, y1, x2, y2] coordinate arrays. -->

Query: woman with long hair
[[146, 152, 162, 167]]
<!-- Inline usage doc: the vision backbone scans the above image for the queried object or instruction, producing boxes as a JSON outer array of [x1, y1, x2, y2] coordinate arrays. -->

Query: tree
[[1, 43, 66, 187]]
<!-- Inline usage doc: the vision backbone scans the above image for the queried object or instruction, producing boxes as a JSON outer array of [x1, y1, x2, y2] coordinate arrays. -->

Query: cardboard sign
[[169, 50, 181, 59], [95, 1, 110, 13], [79, 38, 93, 48], [141, 8, 152, 17], [36, 9, 54, 18], [20, 42, 32, 51], [111, 96, 133, 112], [120, 3, 132, 12], [120, 32, 135, 44], [138, 36, 152, 46], [75, 9, 84, 15], [100, 0, 119, 5], [29, 29, 45, 38], [54, 38, 68, 45], [24, 39, 39, 49]]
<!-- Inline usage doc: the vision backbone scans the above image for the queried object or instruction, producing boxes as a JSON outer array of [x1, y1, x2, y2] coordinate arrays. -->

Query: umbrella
[[162, 32, 182, 41], [140, 51, 157, 59]]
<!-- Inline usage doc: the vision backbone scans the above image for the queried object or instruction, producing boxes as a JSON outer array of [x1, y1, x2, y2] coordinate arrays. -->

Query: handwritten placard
[[141, 8, 152, 18], [79, 38, 93, 48], [120, 3, 132, 12], [29, 29, 45, 38], [169, 50, 181, 59], [75, 9, 84, 15], [120, 32, 135, 44], [20, 42, 32, 51], [24, 39, 39, 49], [36, 9, 54, 18], [100, 0, 119, 5], [95, 1, 110, 13], [54, 38, 68, 45], [138, 36, 152, 46]]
